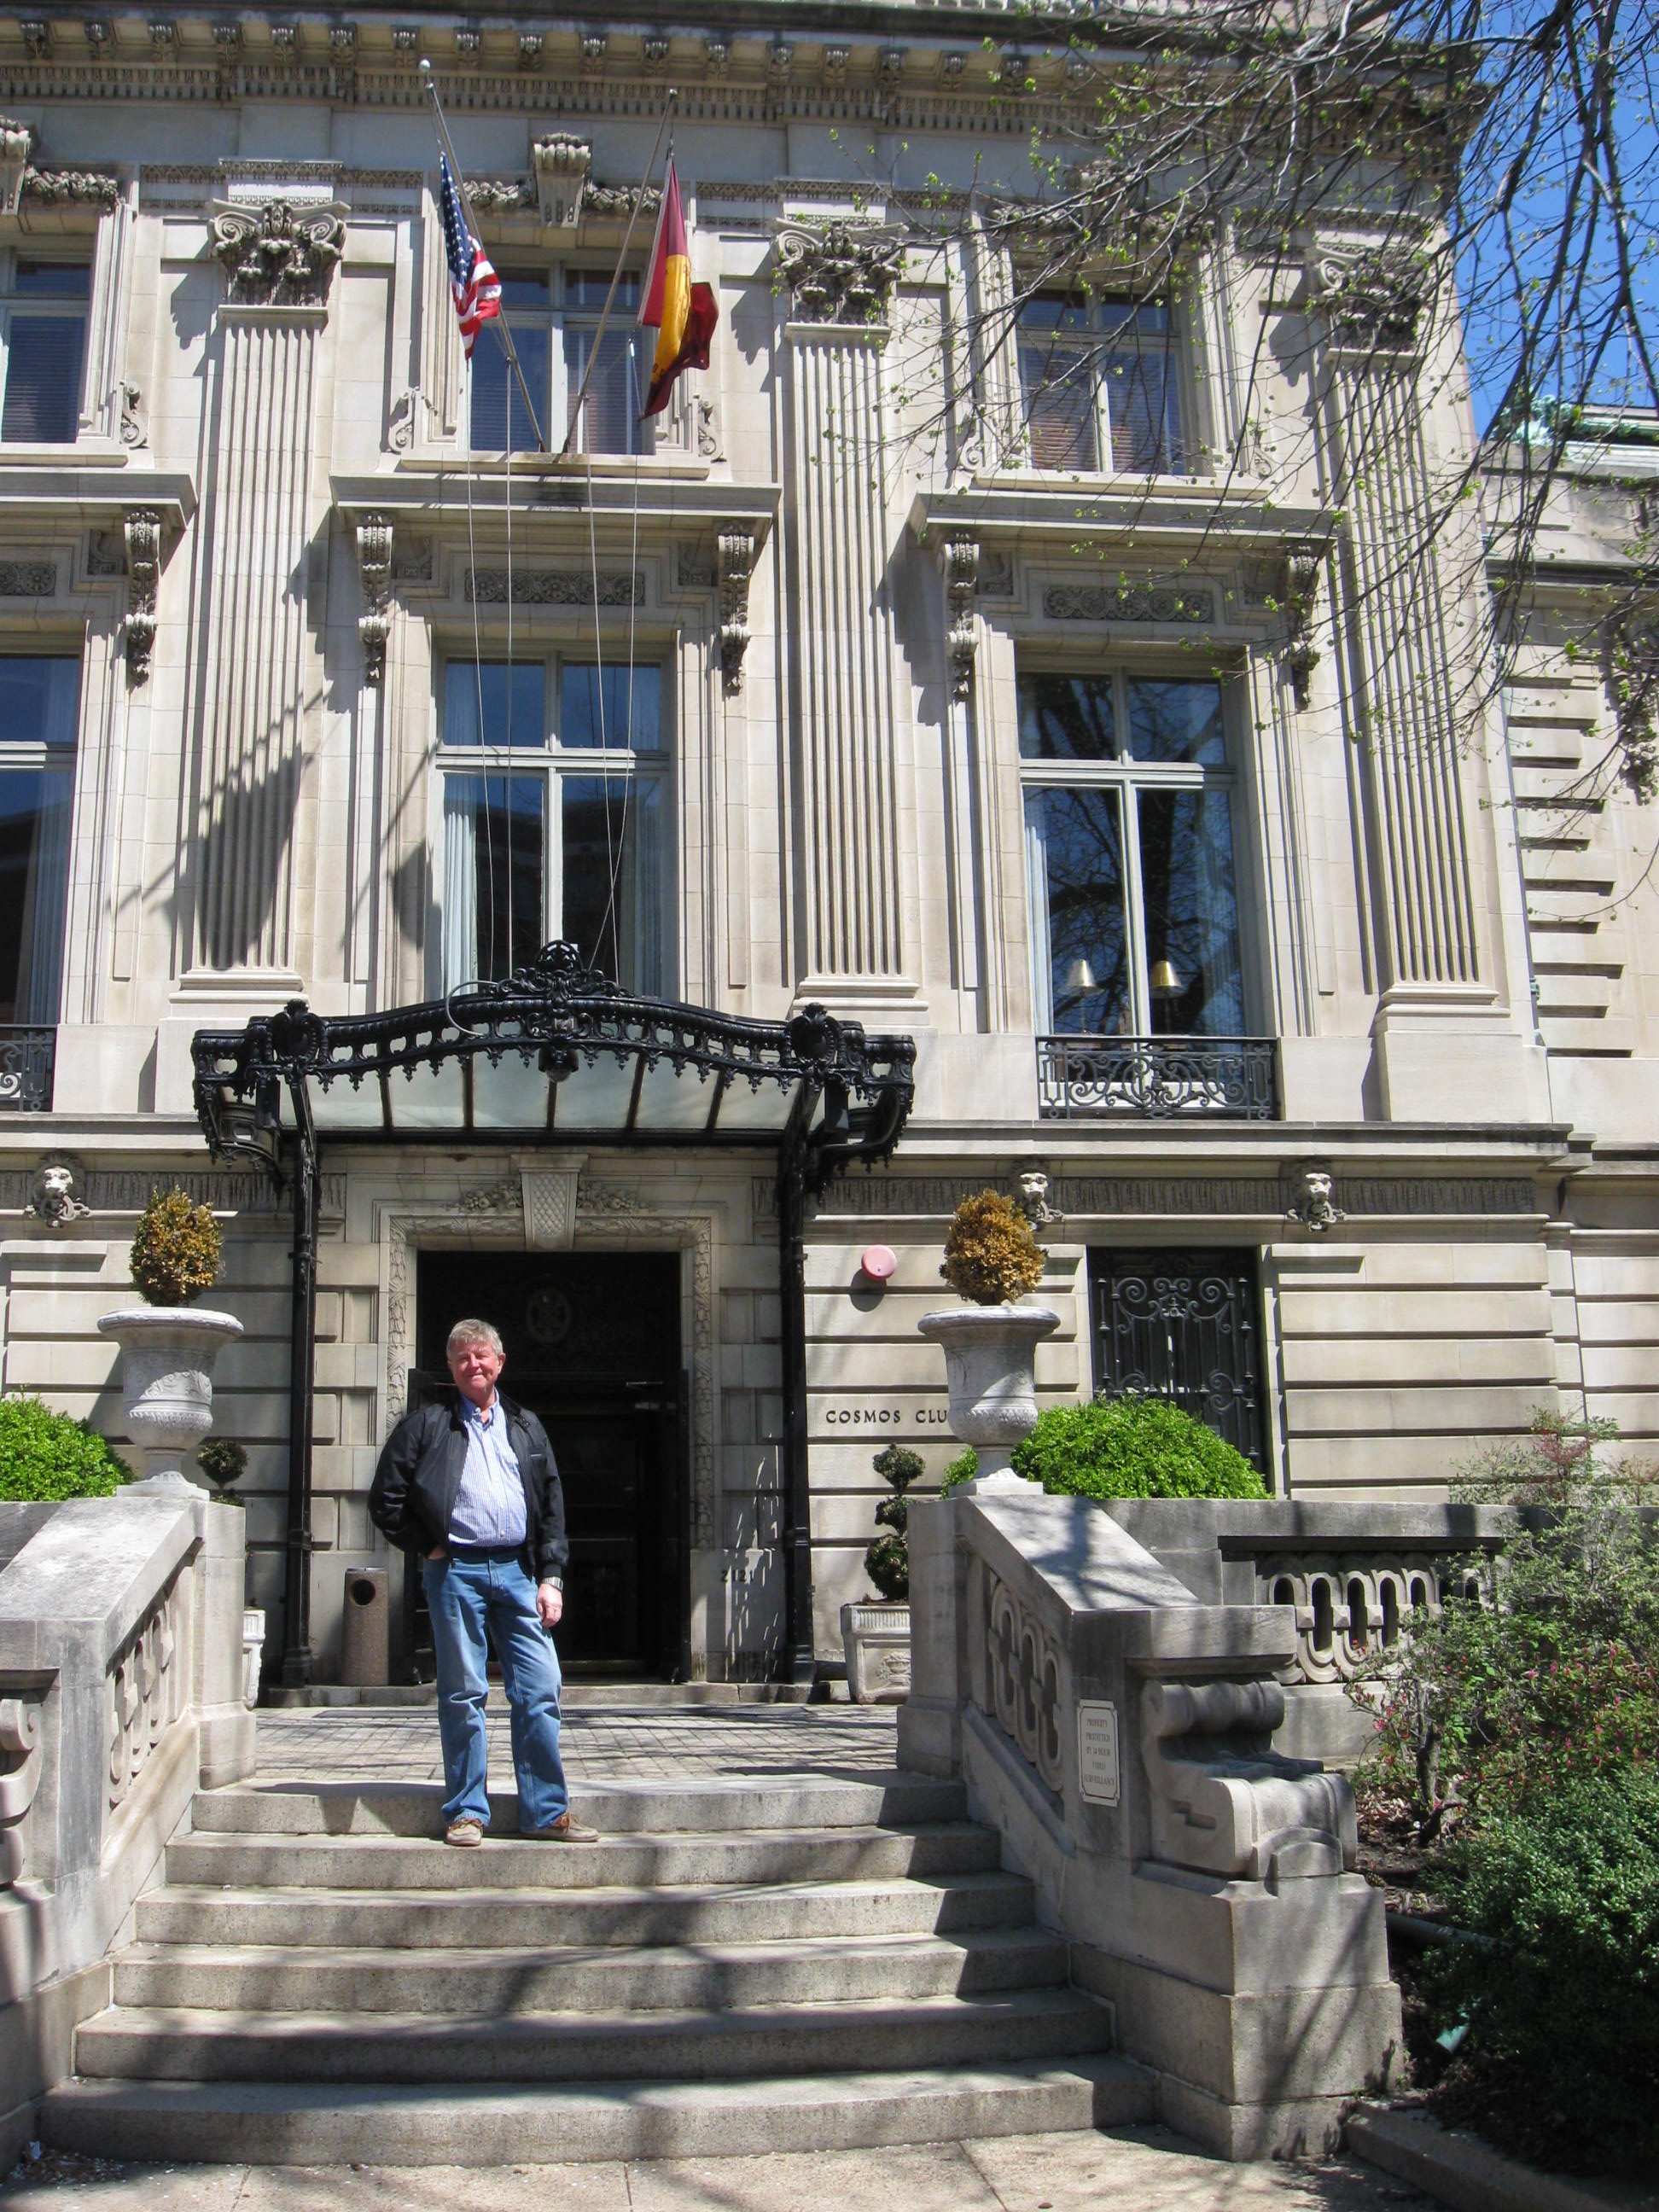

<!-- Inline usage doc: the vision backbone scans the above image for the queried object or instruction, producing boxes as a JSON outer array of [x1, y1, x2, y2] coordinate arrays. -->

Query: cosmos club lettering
[[823, 1405, 952, 1427]]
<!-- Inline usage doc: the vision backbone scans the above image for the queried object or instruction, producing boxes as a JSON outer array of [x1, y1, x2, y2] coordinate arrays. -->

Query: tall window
[[1, 259, 89, 445], [1017, 296, 1185, 474], [1021, 672, 1244, 1037], [469, 268, 649, 457], [438, 655, 668, 993], [0, 656, 79, 1024]]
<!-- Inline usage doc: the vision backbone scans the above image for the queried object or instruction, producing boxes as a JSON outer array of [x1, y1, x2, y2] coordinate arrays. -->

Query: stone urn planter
[[96, 1307, 244, 1487], [841, 1601, 911, 1703], [917, 1303, 1061, 1490]]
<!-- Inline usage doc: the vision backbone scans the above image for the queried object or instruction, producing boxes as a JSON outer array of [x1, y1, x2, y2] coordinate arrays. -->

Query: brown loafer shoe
[[527, 1812, 597, 1842], [445, 1817, 486, 1848]]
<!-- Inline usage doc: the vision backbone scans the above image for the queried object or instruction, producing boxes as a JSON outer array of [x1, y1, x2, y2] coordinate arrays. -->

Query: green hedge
[[0, 1395, 131, 1501], [1429, 1769, 1659, 2176], [942, 1394, 1266, 1500]]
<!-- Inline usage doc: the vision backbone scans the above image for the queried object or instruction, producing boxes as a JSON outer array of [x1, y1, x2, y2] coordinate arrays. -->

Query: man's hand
[[537, 1581, 563, 1629], [428, 1545, 446, 1562]]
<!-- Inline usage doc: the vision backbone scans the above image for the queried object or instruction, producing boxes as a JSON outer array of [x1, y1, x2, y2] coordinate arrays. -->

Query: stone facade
[[0, 9, 1656, 1685]]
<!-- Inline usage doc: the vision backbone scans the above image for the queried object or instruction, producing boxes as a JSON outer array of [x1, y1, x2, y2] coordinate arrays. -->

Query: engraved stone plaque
[[1077, 1700, 1121, 1806]]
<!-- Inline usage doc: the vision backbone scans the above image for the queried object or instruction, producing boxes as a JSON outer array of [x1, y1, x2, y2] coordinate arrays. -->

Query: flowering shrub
[[1355, 1412, 1658, 2173], [129, 1187, 222, 1307], [940, 1190, 1045, 1306]]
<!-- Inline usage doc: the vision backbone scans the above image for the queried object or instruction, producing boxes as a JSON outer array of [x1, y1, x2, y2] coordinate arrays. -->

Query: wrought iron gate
[[1089, 1248, 1266, 1470]]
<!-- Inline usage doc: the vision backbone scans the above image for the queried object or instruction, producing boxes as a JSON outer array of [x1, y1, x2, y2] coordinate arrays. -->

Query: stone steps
[[162, 1822, 1002, 1892], [40, 1773, 1128, 2165], [135, 1871, 1038, 1949], [113, 1927, 1071, 2013], [188, 1776, 967, 1837], [72, 1988, 1112, 2085], [40, 2058, 1155, 2168]]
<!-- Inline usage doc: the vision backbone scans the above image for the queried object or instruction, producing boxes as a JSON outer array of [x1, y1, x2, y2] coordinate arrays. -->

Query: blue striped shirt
[[449, 1394, 527, 1546]]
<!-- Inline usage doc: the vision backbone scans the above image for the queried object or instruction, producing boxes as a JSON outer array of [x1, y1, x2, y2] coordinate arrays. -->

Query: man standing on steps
[[370, 1317, 598, 1848]]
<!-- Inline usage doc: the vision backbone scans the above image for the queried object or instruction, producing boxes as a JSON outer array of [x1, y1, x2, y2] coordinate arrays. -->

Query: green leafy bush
[[1427, 1771, 1659, 2176], [1011, 1394, 1266, 1500], [0, 1395, 131, 1500], [941, 1447, 978, 1495], [1363, 1415, 1658, 1836]]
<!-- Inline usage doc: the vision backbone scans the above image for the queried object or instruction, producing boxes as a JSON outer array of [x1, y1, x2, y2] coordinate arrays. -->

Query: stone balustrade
[[0, 1487, 255, 2165], [899, 1487, 1403, 2158], [1096, 1499, 1512, 1764]]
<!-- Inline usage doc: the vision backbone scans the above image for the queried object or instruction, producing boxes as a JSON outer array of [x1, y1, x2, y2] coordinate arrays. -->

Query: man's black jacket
[[368, 1391, 568, 1584]]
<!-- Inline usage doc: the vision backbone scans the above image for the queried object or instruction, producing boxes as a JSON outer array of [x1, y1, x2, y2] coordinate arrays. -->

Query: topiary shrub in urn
[[97, 1187, 243, 1490], [919, 1190, 1060, 1493], [841, 1444, 921, 1704]]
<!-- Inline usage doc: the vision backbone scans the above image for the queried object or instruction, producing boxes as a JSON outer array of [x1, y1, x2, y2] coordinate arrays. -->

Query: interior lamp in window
[[1063, 957, 1097, 997], [1148, 959, 1184, 998]]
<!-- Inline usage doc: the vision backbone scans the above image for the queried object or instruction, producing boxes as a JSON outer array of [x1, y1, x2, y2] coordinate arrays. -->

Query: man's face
[[448, 1336, 504, 1409]]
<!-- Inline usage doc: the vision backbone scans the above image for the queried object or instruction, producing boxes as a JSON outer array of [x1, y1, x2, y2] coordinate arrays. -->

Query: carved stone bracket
[[387, 387, 417, 453], [533, 133, 591, 234], [0, 116, 34, 216], [124, 508, 160, 686], [119, 378, 147, 449], [210, 201, 344, 308], [356, 512, 393, 687], [1283, 542, 1324, 708], [0, 1696, 44, 1888], [940, 530, 979, 701], [1140, 1677, 1355, 1881], [717, 527, 756, 697], [776, 224, 903, 328]]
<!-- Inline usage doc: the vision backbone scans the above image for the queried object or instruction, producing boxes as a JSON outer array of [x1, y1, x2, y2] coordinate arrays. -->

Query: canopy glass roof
[[192, 941, 916, 1192]]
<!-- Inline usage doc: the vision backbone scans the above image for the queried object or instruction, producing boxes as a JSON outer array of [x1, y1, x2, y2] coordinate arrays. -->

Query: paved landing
[[3, 2128, 1429, 2209], [253, 1700, 901, 1790]]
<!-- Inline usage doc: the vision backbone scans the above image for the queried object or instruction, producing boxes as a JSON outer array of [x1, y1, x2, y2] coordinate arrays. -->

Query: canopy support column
[[776, 1126, 816, 1687], [280, 1075, 319, 1689]]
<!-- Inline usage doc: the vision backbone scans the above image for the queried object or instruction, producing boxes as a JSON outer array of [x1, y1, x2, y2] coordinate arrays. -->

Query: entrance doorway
[[410, 1249, 689, 1679]]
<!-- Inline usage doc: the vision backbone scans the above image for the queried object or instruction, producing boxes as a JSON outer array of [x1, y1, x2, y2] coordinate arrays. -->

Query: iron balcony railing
[[1037, 1033, 1278, 1121], [0, 1026, 55, 1111]]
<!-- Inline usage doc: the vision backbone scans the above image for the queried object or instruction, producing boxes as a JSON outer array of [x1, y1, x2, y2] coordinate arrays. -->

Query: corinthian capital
[[776, 224, 903, 328], [210, 201, 346, 308]]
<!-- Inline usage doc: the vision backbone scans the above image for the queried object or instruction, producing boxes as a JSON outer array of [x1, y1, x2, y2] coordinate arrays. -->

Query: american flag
[[439, 154, 500, 358]]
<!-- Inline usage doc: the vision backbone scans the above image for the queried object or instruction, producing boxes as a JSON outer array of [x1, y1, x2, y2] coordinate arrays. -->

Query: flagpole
[[418, 57, 547, 453], [558, 87, 678, 462]]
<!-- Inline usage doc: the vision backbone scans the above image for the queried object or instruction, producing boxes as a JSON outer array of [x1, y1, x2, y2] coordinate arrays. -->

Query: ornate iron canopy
[[191, 941, 915, 1192]]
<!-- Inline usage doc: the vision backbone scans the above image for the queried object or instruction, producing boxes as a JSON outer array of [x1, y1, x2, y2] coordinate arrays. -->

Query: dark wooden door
[[412, 1249, 684, 1678]]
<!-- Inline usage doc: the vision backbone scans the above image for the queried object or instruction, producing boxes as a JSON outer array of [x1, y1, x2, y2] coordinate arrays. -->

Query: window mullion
[[1121, 779, 1151, 1034], [548, 765, 564, 942]]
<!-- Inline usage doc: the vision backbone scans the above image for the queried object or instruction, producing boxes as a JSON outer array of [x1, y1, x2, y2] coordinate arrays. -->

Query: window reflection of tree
[[1040, 789, 1131, 1033]]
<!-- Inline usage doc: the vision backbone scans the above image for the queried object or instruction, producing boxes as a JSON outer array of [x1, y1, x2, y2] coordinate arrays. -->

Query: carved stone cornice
[[940, 531, 979, 701], [776, 224, 903, 328], [209, 200, 344, 307], [717, 526, 756, 697], [356, 512, 393, 688], [124, 507, 160, 685]]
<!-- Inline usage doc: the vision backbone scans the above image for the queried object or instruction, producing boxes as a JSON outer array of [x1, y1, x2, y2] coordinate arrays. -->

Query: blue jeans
[[422, 1548, 569, 1831]]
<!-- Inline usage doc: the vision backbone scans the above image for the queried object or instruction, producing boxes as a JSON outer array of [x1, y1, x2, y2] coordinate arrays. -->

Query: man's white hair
[[446, 1317, 504, 1361]]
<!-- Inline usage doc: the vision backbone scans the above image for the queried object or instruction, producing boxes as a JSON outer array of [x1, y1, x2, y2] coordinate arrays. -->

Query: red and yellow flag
[[638, 160, 718, 418]]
